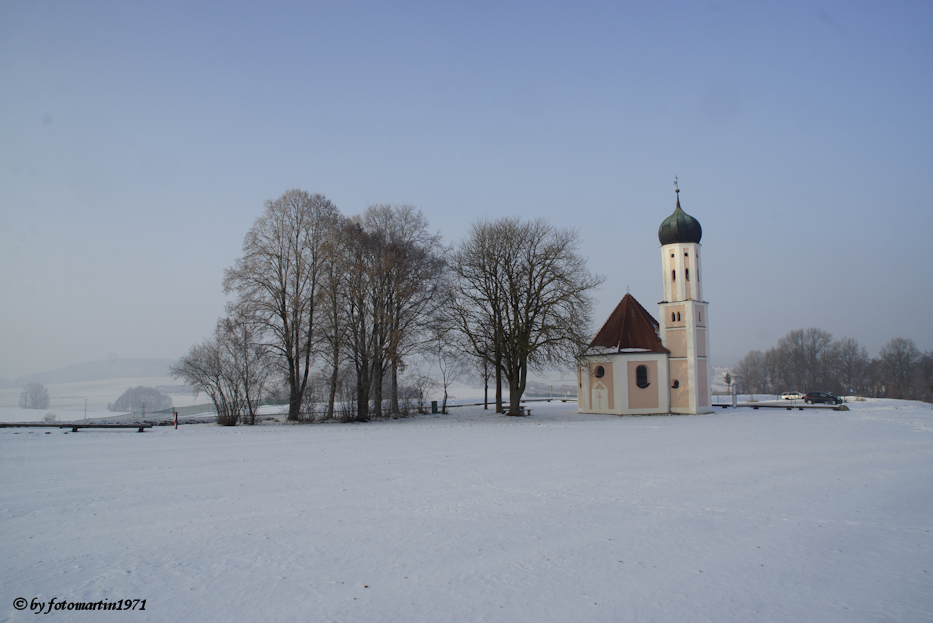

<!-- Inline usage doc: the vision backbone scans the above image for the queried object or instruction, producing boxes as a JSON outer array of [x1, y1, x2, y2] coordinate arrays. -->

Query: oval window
[[636, 365, 649, 389], [594, 366, 605, 379]]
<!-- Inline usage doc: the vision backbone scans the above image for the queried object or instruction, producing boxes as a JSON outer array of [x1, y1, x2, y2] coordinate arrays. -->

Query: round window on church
[[594, 366, 605, 378]]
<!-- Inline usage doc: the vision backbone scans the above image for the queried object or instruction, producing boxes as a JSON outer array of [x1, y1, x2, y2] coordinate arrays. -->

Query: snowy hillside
[[2, 400, 931, 622]]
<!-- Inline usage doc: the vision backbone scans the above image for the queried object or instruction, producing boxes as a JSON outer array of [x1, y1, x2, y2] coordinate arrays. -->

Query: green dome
[[658, 190, 702, 245]]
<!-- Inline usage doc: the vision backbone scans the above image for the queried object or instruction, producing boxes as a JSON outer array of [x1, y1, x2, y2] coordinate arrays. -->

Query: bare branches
[[447, 217, 603, 415], [169, 314, 271, 425], [223, 189, 340, 421]]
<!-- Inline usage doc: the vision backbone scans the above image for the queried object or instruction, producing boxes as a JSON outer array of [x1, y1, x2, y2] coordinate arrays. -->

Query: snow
[[2, 399, 931, 622], [0, 377, 208, 423]]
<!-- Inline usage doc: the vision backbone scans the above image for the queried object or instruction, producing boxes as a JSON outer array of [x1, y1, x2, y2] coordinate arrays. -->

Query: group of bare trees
[[108, 386, 173, 414], [19, 382, 49, 409], [172, 189, 602, 424], [731, 328, 933, 401]]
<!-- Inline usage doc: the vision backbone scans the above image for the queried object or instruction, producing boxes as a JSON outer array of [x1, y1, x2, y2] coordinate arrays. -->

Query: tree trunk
[[326, 359, 339, 420], [495, 346, 503, 414], [288, 364, 302, 422], [356, 358, 370, 421], [372, 355, 384, 419], [390, 359, 400, 415]]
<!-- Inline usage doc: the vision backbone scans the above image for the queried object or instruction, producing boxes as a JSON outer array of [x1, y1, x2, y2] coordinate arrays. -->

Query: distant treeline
[[730, 329, 932, 401]]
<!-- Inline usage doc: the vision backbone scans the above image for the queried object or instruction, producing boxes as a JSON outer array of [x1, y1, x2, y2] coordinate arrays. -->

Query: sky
[[1, 0, 931, 380]]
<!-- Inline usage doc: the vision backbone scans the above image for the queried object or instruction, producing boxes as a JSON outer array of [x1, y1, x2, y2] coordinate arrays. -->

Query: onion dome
[[658, 188, 702, 245]]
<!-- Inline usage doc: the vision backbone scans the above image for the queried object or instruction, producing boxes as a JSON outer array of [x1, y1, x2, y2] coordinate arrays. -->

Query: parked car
[[803, 392, 842, 405], [781, 391, 805, 400]]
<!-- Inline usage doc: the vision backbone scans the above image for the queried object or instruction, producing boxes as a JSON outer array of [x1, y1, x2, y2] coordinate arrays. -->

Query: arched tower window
[[671, 270, 676, 281], [636, 365, 649, 389], [671, 312, 676, 322], [686, 268, 690, 281], [676, 312, 681, 321]]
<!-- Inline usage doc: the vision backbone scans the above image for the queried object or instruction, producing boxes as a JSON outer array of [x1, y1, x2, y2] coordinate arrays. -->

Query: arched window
[[686, 268, 690, 281], [671, 312, 676, 322], [676, 312, 681, 321], [698, 311, 702, 322], [594, 365, 605, 379], [671, 270, 676, 281], [636, 365, 649, 389]]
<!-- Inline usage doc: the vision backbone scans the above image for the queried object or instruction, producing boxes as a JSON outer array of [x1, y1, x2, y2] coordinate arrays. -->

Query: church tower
[[657, 184, 712, 414]]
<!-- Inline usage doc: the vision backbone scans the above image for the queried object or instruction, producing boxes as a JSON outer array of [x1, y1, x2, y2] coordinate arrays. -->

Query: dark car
[[804, 392, 842, 405]]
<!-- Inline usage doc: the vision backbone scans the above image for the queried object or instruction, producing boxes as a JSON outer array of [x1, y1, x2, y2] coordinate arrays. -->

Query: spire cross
[[674, 176, 679, 193]]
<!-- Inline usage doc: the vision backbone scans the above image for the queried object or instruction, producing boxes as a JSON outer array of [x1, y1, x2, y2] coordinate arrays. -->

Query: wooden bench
[[0, 423, 153, 433]]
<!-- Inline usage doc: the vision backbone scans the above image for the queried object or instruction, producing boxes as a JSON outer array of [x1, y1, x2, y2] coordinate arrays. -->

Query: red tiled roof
[[588, 293, 669, 353]]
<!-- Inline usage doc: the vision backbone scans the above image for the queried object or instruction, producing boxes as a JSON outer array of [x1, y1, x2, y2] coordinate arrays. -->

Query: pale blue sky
[[1, 1, 931, 379]]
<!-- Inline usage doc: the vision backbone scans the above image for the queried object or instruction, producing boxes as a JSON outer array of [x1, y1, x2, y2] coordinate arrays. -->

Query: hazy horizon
[[3, 2, 931, 379]]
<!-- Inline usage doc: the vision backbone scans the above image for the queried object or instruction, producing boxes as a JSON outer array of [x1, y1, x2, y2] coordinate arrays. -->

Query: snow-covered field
[[2, 399, 931, 622], [0, 377, 208, 424]]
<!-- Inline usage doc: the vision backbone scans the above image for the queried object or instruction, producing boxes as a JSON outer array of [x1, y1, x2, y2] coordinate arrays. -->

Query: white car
[[781, 391, 805, 400]]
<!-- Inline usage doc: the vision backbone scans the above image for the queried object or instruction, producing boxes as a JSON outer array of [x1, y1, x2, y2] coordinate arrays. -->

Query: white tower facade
[[657, 189, 712, 414]]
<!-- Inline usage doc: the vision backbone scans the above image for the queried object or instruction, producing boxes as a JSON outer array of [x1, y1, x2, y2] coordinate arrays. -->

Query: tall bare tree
[[362, 204, 445, 416], [317, 217, 352, 420], [448, 217, 603, 415], [832, 337, 870, 396], [223, 189, 340, 421], [878, 337, 922, 399]]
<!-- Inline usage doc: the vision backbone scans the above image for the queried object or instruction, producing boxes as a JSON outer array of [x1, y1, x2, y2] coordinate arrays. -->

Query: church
[[577, 185, 712, 415]]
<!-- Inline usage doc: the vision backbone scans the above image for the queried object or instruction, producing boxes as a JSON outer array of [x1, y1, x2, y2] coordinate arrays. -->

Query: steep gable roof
[[588, 293, 669, 353]]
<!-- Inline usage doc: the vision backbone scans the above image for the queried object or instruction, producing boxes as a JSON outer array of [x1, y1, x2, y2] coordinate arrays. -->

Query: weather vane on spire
[[674, 176, 679, 193]]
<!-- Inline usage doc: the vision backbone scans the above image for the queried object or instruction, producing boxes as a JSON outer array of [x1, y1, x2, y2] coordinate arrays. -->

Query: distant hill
[[6, 359, 175, 387]]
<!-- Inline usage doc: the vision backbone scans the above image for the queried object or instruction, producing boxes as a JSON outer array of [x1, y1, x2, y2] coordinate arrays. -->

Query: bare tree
[[223, 189, 340, 421], [832, 337, 870, 397], [317, 217, 352, 420], [732, 350, 768, 400], [217, 311, 272, 425], [763, 347, 785, 394], [878, 337, 922, 399], [448, 217, 603, 415], [775, 328, 835, 392], [340, 220, 379, 420], [362, 204, 446, 416], [920, 351, 933, 403], [170, 316, 271, 425], [336, 206, 446, 420], [429, 328, 470, 414], [19, 382, 49, 409]]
